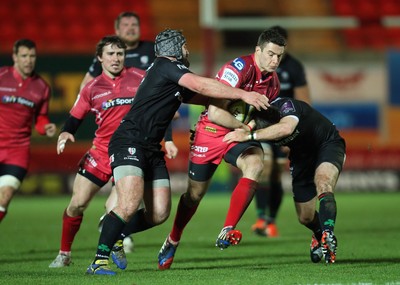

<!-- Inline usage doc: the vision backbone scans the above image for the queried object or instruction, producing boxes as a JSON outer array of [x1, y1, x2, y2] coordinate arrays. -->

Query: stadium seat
[[343, 28, 365, 50], [379, 0, 400, 16], [0, 0, 154, 54], [41, 22, 64, 45], [87, 21, 112, 44], [59, 2, 80, 22], [363, 25, 387, 50], [332, 0, 353, 16], [356, 0, 379, 21], [386, 28, 400, 48], [39, 4, 58, 22], [23, 21, 41, 42]]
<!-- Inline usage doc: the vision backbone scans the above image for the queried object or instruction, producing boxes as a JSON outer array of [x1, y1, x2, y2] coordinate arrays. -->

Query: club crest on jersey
[[123, 147, 139, 162], [128, 147, 136, 155]]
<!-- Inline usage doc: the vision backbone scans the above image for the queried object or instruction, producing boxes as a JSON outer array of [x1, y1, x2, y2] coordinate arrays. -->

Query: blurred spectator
[[79, 11, 155, 89]]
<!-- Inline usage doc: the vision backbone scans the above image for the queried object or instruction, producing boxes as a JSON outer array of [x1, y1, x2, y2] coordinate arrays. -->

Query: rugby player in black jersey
[[86, 29, 269, 275], [224, 97, 346, 264]]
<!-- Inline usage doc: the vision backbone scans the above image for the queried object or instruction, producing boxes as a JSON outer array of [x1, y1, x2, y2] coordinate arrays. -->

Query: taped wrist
[[61, 115, 83, 135], [164, 122, 173, 142]]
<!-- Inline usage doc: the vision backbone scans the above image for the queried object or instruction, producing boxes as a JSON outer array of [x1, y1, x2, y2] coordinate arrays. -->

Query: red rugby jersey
[[198, 54, 280, 135], [0, 66, 51, 147], [70, 67, 145, 153]]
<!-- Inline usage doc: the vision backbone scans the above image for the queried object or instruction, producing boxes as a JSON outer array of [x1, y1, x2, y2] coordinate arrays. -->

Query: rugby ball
[[228, 100, 254, 124]]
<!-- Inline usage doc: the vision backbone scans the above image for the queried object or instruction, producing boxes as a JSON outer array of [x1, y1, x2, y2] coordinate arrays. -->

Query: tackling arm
[[178, 73, 269, 110], [223, 116, 299, 143]]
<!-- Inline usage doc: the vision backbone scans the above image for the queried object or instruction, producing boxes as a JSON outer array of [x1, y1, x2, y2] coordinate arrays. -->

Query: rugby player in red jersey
[[81, 13, 178, 251], [157, 28, 286, 270], [0, 39, 56, 223], [49, 35, 146, 268]]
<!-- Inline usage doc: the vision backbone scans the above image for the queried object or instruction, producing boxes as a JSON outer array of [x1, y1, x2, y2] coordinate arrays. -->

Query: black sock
[[255, 185, 269, 219], [120, 208, 154, 238], [94, 211, 126, 262], [268, 180, 283, 222], [305, 211, 322, 241], [318, 192, 337, 232]]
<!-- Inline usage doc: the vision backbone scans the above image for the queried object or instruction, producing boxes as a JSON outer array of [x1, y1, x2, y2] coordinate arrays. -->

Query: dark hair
[[270, 25, 288, 40], [95, 35, 127, 57], [115, 11, 140, 30], [13, 39, 36, 54], [257, 28, 287, 50], [252, 106, 282, 129]]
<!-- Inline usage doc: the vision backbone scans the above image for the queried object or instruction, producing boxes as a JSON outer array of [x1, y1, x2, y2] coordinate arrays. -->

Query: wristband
[[248, 131, 256, 140], [246, 124, 253, 132]]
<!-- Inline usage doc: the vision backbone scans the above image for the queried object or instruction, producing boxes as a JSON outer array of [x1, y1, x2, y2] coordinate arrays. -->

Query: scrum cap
[[155, 29, 186, 60]]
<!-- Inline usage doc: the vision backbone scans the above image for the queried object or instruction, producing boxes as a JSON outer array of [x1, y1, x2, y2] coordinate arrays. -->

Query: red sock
[[60, 209, 83, 252], [0, 210, 6, 222], [224, 178, 258, 228], [170, 194, 199, 242]]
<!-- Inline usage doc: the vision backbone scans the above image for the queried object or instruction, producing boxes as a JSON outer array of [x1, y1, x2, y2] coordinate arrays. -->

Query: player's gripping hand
[[240, 91, 269, 111], [57, 132, 75, 155], [223, 128, 249, 144]]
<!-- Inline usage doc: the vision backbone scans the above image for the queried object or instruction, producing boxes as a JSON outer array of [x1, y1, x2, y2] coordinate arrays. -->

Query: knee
[[0, 183, 18, 206], [298, 214, 314, 226], [316, 181, 334, 196], [148, 209, 170, 226], [67, 201, 87, 216], [183, 191, 204, 207], [253, 160, 265, 177], [124, 203, 140, 217], [315, 171, 336, 195], [242, 156, 264, 178]]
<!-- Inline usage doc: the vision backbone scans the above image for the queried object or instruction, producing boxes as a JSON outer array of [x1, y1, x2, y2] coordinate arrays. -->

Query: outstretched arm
[[223, 116, 299, 143], [178, 73, 269, 111], [57, 115, 83, 154]]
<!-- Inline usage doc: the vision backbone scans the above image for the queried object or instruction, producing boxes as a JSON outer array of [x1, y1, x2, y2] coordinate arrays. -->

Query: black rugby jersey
[[110, 57, 194, 150], [275, 53, 307, 99], [271, 98, 344, 152]]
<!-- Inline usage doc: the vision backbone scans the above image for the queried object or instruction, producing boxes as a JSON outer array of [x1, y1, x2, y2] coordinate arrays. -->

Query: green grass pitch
[[0, 192, 399, 285]]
